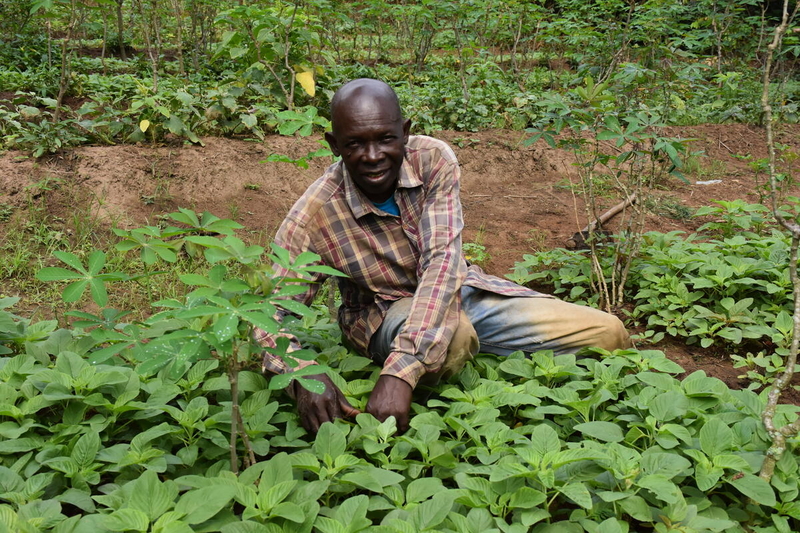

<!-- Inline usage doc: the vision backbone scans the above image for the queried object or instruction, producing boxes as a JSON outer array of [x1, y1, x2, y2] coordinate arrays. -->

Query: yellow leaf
[[139, 120, 150, 133], [297, 70, 315, 97]]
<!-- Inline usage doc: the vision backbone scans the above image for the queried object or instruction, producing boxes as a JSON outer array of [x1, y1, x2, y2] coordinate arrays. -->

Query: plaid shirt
[[257, 135, 540, 388]]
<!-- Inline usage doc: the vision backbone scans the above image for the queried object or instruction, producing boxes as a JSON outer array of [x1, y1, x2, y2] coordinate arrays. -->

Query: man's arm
[[367, 145, 467, 430], [256, 217, 359, 433]]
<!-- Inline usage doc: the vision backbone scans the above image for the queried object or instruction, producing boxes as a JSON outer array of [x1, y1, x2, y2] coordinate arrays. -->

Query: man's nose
[[364, 142, 382, 162]]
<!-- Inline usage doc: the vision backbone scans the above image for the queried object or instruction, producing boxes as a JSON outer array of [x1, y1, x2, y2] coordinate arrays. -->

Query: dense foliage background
[[2, 0, 799, 155]]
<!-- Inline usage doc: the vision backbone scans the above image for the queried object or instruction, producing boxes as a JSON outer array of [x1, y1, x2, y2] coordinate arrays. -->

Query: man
[[257, 78, 629, 434]]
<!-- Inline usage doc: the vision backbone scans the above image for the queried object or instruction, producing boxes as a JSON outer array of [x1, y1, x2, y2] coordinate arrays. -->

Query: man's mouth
[[363, 170, 388, 180]]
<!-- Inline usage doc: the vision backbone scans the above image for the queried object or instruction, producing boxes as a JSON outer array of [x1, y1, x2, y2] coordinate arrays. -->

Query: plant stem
[[759, 0, 800, 482], [236, 408, 256, 468], [229, 351, 240, 474]]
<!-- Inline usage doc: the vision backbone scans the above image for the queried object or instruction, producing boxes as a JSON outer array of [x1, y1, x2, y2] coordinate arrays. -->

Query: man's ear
[[325, 131, 340, 157], [402, 118, 411, 144]]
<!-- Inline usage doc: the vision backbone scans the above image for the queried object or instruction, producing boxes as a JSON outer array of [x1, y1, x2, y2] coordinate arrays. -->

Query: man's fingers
[[300, 406, 324, 434], [325, 400, 341, 425], [339, 398, 361, 419], [396, 414, 410, 434]]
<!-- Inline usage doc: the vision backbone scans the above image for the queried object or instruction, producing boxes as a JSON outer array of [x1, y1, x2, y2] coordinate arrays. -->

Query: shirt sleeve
[[380, 151, 466, 388], [255, 213, 328, 378]]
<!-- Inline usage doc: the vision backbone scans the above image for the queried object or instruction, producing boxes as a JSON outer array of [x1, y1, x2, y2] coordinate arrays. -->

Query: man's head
[[325, 79, 411, 203]]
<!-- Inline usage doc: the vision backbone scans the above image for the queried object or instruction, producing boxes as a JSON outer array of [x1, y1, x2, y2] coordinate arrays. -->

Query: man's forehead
[[340, 94, 399, 118]]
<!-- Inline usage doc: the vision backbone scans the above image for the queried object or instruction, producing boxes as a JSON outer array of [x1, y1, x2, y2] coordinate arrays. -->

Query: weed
[[0, 203, 14, 222], [228, 201, 241, 220], [526, 228, 549, 252], [463, 225, 491, 266], [451, 137, 481, 148], [694, 158, 728, 181], [645, 196, 693, 220]]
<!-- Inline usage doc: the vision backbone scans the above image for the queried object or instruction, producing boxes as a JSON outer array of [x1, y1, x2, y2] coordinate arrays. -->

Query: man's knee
[[422, 311, 478, 386], [592, 312, 632, 351], [443, 311, 479, 376]]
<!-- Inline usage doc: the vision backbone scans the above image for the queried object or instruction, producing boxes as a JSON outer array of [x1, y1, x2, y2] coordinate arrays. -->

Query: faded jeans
[[369, 286, 630, 382]]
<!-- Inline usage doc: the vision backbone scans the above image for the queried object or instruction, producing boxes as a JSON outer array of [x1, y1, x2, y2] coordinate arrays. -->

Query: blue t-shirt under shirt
[[373, 196, 400, 216]]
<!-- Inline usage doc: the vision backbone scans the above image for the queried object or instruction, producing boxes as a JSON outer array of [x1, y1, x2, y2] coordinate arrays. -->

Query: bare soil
[[2, 123, 799, 399]]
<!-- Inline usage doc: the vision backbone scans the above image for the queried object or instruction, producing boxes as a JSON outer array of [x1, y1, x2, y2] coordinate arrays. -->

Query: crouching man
[[256, 78, 630, 434]]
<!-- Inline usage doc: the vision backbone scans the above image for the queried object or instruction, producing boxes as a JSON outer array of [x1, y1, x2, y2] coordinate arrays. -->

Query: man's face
[[325, 97, 411, 204]]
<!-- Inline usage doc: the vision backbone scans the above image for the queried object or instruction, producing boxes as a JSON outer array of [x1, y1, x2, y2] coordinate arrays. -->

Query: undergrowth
[[0, 206, 798, 532], [508, 199, 800, 389]]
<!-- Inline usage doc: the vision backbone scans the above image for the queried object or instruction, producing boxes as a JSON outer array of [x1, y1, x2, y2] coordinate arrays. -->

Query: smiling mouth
[[363, 170, 388, 180]]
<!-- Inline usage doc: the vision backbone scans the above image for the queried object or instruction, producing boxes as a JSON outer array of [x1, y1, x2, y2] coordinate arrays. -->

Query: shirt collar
[[342, 152, 423, 219]]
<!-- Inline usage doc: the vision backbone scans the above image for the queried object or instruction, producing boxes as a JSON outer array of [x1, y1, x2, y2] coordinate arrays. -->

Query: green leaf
[[648, 390, 688, 421], [104, 508, 150, 532], [728, 474, 776, 507], [0, 437, 44, 454], [221, 521, 274, 533], [410, 491, 455, 530], [597, 518, 625, 533], [341, 467, 404, 493], [174, 485, 236, 524], [558, 482, 592, 509], [258, 480, 296, 511], [53, 250, 86, 272], [261, 452, 293, 486], [271, 501, 304, 523], [312, 423, 346, 459], [213, 313, 240, 342], [712, 454, 750, 471], [640, 452, 691, 479], [36, 267, 83, 281], [508, 486, 547, 509], [167, 115, 185, 135], [87, 250, 106, 275], [62, 280, 89, 302], [129, 470, 174, 522], [406, 478, 443, 504], [699, 418, 733, 456], [528, 423, 561, 461], [334, 494, 369, 526], [71, 431, 100, 470], [89, 278, 109, 307], [619, 495, 652, 522], [574, 421, 624, 443], [636, 475, 680, 504]]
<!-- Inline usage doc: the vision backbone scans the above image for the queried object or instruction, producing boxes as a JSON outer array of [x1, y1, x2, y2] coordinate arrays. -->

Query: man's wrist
[[380, 351, 425, 389]]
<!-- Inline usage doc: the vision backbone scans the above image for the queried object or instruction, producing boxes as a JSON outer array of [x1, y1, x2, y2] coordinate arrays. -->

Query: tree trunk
[[116, 0, 126, 60]]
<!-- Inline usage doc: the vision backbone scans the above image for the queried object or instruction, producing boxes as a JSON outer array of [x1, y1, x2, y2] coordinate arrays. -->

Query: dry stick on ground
[[759, 0, 800, 483]]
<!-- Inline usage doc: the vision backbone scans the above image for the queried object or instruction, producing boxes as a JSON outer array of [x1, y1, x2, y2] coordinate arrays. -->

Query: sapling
[[37, 208, 340, 473], [758, 0, 800, 482]]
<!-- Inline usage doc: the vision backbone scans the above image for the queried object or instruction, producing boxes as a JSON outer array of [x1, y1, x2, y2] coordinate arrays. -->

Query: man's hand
[[365, 375, 413, 433], [294, 373, 360, 434]]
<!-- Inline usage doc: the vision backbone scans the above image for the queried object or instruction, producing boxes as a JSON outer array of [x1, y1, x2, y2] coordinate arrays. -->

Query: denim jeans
[[369, 286, 630, 374]]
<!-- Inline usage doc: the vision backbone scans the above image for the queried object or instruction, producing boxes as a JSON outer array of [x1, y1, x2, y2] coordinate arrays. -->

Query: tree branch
[[759, 0, 800, 482]]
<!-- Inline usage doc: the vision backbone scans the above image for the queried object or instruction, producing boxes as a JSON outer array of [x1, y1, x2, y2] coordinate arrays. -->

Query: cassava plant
[[525, 75, 692, 312]]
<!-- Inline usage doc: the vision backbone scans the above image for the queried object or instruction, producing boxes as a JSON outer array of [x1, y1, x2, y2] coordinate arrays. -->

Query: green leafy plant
[[36, 208, 344, 473], [509, 217, 796, 357], [525, 75, 693, 312]]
